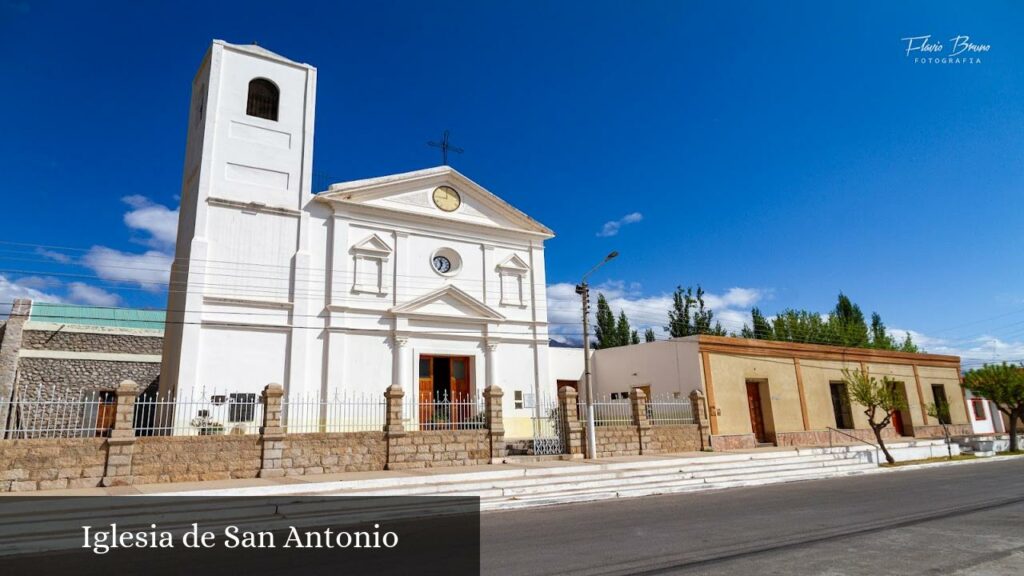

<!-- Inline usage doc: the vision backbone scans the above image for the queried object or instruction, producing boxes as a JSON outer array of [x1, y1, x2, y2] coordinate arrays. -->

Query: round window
[[430, 248, 461, 276]]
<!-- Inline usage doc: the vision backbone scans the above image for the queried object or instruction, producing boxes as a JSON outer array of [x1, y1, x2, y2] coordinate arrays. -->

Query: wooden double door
[[418, 355, 472, 428]]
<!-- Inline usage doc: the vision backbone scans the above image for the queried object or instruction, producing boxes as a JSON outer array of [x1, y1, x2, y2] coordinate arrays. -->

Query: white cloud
[[67, 282, 122, 307], [596, 212, 643, 237], [71, 195, 177, 296], [121, 195, 178, 249], [0, 274, 62, 315], [15, 276, 62, 290], [35, 247, 72, 264], [81, 246, 172, 292], [547, 281, 768, 345], [889, 328, 1024, 369]]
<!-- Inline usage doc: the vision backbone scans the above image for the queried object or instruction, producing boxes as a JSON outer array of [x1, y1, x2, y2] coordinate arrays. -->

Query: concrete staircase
[[268, 447, 879, 510]]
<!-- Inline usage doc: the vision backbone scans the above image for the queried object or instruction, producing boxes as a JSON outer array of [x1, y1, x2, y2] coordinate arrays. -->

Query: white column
[[392, 336, 409, 390], [486, 340, 499, 390]]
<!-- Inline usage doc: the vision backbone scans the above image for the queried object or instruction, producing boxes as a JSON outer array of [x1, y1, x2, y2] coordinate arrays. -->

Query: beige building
[[591, 335, 970, 450]]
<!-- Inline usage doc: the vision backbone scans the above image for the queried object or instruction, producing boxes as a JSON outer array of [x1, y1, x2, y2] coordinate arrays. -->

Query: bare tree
[[843, 368, 906, 464], [926, 402, 953, 459]]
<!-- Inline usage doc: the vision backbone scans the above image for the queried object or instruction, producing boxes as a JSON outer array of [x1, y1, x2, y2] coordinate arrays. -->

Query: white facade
[[965, 390, 1004, 435], [160, 41, 561, 434]]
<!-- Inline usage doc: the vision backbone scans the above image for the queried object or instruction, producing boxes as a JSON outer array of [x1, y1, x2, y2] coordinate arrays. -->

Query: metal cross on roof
[[428, 130, 464, 165]]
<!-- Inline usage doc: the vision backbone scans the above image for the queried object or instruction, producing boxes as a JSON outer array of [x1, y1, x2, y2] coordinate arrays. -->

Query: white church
[[159, 41, 583, 437]]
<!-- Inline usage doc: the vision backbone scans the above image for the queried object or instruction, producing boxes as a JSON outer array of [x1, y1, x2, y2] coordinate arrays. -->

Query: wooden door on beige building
[[746, 381, 767, 443]]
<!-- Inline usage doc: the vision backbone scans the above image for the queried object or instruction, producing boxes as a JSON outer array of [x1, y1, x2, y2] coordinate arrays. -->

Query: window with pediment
[[496, 254, 530, 307], [351, 234, 391, 294]]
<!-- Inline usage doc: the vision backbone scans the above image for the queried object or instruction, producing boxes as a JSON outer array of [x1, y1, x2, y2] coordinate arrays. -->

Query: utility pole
[[577, 251, 618, 459]]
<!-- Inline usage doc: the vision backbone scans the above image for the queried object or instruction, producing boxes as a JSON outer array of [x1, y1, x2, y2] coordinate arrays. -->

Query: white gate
[[530, 394, 565, 456]]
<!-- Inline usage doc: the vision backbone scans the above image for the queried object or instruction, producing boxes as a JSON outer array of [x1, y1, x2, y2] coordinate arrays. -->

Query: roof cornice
[[692, 335, 961, 369]]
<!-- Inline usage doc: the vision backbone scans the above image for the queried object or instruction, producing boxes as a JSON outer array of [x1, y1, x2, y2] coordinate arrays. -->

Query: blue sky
[[0, 1, 1022, 366]]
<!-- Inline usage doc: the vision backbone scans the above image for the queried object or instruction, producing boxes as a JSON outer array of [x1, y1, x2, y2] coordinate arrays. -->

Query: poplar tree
[[666, 285, 726, 337], [644, 328, 656, 343], [870, 312, 895, 350], [666, 286, 694, 338], [615, 311, 632, 348], [831, 293, 869, 347], [594, 294, 618, 349]]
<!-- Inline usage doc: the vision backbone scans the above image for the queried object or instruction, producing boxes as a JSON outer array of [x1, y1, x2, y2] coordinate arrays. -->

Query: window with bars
[[246, 78, 279, 121], [228, 393, 258, 422]]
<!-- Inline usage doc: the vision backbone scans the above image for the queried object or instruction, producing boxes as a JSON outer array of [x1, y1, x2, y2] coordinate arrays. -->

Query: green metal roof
[[29, 303, 165, 330]]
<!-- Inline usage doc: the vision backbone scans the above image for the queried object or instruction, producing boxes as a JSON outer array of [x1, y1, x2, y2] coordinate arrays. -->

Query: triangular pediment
[[351, 233, 392, 255], [496, 254, 530, 273], [391, 284, 505, 322], [314, 166, 553, 237]]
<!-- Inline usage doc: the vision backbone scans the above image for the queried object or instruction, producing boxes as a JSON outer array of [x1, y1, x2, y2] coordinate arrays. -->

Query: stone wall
[[585, 426, 641, 458], [0, 383, 509, 492], [644, 425, 701, 454], [773, 428, 898, 448], [0, 438, 109, 491], [21, 329, 163, 355], [281, 432, 387, 475], [131, 435, 262, 484], [709, 433, 758, 451], [387, 430, 491, 470], [15, 357, 161, 395], [912, 424, 972, 439]]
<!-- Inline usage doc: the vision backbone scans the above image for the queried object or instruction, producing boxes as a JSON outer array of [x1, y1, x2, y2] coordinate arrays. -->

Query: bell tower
[[161, 41, 317, 397]]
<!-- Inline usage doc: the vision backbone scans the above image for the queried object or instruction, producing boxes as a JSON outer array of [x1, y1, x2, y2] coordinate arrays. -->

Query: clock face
[[432, 256, 452, 274], [432, 186, 461, 212]]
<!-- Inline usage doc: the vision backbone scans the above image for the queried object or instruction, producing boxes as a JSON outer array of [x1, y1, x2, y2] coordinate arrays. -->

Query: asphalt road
[[480, 459, 1024, 576]]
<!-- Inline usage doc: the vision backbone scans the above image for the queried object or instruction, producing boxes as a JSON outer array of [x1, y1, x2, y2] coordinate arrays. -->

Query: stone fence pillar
[[0, 298, 31, 436], [558, 386, 584, 457], [630, 388, 651, 454], [384, 384, 406, 470], [257, 383, 285, 478], [102, 379, 138, 486], [690, 389, 710, 451], [484, 385, 505, 462]]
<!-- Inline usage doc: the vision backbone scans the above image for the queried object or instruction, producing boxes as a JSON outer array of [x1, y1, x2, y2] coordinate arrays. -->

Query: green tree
[[869, 312, 894, 350], [644, 328, 656, 343], [692, 286, 727, 336], [830, 293, 869, 348], [631, 330, 640, 345], [962, 363, 1024, 452], [667, 285, 726, 337], [843, 368, 907, 464], [747, 307, 773, 339], [594, 293, 618, 349], [771, 309, 830, 344], [615, 310, 632, 348], [898, 332, 919, 353], [666, 286, 695, 338]]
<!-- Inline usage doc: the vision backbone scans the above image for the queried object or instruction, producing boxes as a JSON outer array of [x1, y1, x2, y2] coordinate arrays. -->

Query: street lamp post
[[576, 251, 618, 459]]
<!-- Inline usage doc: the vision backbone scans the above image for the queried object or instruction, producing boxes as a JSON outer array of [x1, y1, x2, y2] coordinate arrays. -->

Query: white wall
[[590, 340, 702, 399], [965, 390, 997, 434]]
